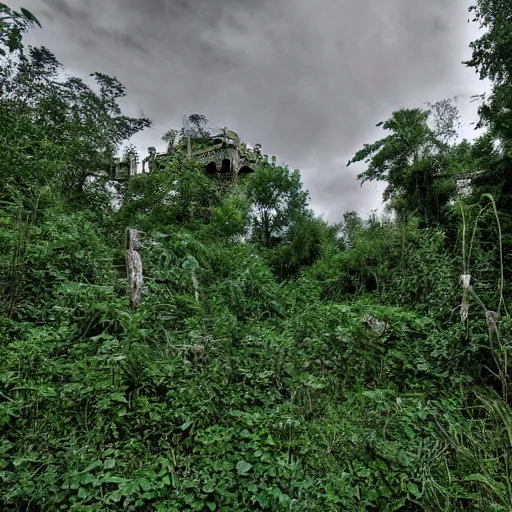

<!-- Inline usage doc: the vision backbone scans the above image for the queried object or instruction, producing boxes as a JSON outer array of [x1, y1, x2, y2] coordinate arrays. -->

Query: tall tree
[[464, 0, 512, 214], [0, 43, 152, 204], [464, 0, 512, 277], [347, 105, 459, 227], [246, 163, 309, 247]]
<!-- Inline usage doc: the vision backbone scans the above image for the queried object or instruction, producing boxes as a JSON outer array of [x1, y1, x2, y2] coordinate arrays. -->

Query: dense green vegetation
[[1, 2, 511, 510]]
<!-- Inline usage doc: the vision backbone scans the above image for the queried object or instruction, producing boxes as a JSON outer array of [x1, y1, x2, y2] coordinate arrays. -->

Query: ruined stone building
[[109, 127, 258, 182]]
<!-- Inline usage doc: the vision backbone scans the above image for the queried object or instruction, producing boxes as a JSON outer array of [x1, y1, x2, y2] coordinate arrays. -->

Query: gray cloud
[[12, 0, 485, 220]]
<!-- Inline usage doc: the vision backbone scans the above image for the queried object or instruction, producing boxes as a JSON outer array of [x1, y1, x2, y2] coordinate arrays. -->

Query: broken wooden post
[[126, 228, 143, 308], [460, 274, 471, 323]]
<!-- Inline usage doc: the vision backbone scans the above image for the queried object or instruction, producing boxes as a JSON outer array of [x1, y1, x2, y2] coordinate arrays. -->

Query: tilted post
[[126, 229, 143, 308]]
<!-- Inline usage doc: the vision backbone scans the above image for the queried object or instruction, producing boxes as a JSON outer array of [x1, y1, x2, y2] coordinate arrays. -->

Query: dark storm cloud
[[11, 0, 484, 220], [39, 0, 148, 53]]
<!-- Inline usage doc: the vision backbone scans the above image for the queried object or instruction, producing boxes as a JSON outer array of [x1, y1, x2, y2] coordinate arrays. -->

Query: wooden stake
[[126, 228, 143, 308]]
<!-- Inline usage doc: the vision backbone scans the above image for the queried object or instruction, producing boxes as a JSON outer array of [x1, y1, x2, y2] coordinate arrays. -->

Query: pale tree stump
[[126, 229, 143, 308]]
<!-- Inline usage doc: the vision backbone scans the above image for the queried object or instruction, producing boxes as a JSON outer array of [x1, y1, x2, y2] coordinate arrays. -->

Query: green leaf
[[109, 393, 128, 403], [77, 487, 90, 499], [20, 8, 42, 27], [138, 478, 152, 491], [236, 460, 253, 475], [182, 255, 199, 270], [407, 482, 421, 497], [104, 476, 126, 484], [80, 473, 97, 485], [202, 479, 216, 493], [84, 460, 103, 473], [103, 458, 116, 469], [180, 420, 193, 430], [255, 494, 269, 508], [119, 480, 140, 496]]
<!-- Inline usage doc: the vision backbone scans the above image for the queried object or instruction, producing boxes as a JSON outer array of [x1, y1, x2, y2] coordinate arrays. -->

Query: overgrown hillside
[[1, 3, 512, 511]]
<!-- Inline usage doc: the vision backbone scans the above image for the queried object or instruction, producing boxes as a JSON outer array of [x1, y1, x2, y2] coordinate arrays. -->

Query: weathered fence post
[[126, 228, 143, 308]]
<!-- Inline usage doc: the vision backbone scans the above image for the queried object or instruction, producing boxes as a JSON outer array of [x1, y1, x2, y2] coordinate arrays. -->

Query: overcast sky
[[12, 0, 488, 221]]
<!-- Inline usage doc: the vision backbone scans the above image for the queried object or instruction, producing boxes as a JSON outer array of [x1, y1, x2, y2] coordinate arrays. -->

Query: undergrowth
[[1, 2, 512, 510]]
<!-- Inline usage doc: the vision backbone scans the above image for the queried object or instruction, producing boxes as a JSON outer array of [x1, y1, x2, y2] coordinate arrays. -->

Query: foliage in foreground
[[1, 1, 512, 511]]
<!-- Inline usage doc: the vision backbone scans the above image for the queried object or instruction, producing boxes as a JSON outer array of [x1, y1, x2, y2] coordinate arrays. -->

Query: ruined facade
[[146, 128, 257, 176], [194, 128, 257, 176], [109, 127, 258, 182]]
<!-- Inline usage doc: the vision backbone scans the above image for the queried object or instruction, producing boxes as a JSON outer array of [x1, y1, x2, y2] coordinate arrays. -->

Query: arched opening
[[238, 165, 255, 175], [220, 158, 232, 173], [205, 161, 217, 174]]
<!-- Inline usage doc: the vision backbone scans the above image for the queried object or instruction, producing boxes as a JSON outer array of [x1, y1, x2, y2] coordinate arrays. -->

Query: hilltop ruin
[[109, 122, 259, 182]]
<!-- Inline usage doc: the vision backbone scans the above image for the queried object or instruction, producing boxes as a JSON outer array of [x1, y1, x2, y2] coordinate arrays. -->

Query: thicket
[[1, 2, 511, 510]]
